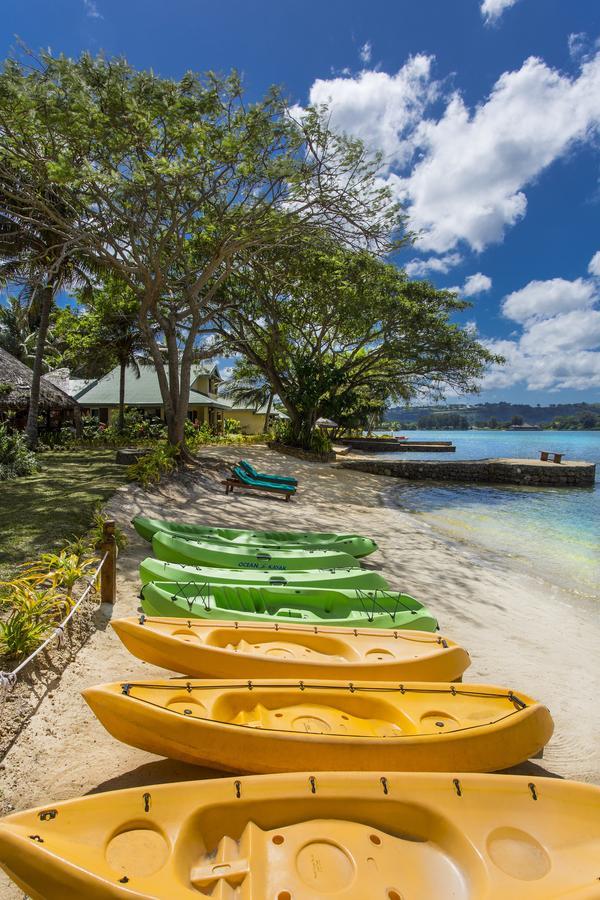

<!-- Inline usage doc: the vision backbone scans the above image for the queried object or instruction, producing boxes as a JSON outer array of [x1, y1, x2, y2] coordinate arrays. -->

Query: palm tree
[[56, 277, 154, 432], [0, 294, 35, 363], [223, 360, 275, 433], [0, 182, 100, 447]]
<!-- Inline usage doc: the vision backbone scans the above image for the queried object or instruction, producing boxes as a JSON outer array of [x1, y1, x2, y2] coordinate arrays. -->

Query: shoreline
[[381, 480, 600, 606], [1, 446, 599, 898]]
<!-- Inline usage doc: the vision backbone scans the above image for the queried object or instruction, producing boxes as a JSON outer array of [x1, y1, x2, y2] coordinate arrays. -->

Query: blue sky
[[1, 0, 599, 404]]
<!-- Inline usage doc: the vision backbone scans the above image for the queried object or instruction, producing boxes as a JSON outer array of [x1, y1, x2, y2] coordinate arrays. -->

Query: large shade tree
[[0, 52, 401, 451], [216, 242, 501, 448]]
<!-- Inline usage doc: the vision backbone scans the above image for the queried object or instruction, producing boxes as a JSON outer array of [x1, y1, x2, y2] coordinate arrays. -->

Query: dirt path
[[1, 446, 599, 897]]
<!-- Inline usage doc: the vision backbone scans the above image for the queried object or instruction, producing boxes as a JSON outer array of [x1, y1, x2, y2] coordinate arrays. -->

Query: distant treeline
[[384, 403, 600, 431]]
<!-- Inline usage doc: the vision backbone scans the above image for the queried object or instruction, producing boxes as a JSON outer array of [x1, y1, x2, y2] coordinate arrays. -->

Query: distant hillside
[[384, 402, 600, 427]]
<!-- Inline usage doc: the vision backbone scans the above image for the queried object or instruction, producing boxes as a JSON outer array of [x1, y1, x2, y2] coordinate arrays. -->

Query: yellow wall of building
[[227, 409, 266, 434]]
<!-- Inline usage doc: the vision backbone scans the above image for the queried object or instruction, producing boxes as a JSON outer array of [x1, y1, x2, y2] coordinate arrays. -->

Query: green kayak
[[152, 532, 359, 571], [140, 581, 438, 632], [139, 557, 389, 591], [132, 516, 377, 558]]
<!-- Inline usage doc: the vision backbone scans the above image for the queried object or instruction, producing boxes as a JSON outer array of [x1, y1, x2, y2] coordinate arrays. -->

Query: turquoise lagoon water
[[381, 430, 599, 599]]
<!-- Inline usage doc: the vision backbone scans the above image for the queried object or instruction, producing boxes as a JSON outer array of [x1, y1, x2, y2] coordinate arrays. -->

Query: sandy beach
[[1, 445, 599, 898]]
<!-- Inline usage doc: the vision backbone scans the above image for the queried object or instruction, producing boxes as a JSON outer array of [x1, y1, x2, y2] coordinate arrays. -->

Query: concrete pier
[[340, 457, 596, 487], [343, 437, 456, 452]]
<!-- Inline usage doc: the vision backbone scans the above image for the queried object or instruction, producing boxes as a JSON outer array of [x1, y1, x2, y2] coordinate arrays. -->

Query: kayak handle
[[269, 577, 287, 585], [256, 553, 272, 560]]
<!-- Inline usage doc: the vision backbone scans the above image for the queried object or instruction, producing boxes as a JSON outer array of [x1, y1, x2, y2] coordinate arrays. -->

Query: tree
[[216, 242, 500, 448], [511, 415, 524, 426], [321, 382, 388, 438], [0, 293, 66, 369], [0, 167, 100, 446], [0, 52, 401, 451], [0, 294, 34, 363], [55, 277, 153, 431], [223, 359, 274, 433]]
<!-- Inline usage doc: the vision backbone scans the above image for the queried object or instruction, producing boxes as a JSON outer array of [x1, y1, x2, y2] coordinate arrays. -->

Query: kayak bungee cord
[[134, 614, 448, 644], [119, 680, 527, 705]]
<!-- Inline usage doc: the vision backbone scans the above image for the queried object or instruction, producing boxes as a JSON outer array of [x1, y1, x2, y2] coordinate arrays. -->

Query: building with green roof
[[75, 362, 272, 434]]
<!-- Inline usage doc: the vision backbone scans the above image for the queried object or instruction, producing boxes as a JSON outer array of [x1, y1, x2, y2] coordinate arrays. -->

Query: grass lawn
[[0, 450, 127, 580]]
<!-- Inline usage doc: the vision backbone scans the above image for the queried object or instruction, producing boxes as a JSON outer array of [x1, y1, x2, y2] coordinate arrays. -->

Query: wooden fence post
[[100, 520, 117, 604]]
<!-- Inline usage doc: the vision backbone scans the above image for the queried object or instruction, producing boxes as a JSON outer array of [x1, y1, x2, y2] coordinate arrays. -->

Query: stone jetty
[[340, 457, 596, 487]]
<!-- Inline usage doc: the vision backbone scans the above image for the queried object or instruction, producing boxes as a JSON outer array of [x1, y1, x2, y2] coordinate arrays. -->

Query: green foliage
[[39, 411, 168, 450], [0, 423, 37, 480], [0, 564, 91, 660], [19, 550, 99, 597], [0, 607, 51, 660], [54, 277, 148, 379], [88, 509, 128, 553], [223, 417, 242, 435], [0, 50, 402, 448], [548, 411, 600, 430], [126, 443, 181, 489], [309, 429, 333, 455], [417, 412, 471, 430], [273, 419, 294, 445], [0, 382, 11, 396], [217, 241, 500, 450]]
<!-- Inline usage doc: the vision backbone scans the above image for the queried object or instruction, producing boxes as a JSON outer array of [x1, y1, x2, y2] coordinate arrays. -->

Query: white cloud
[[588, 250, 600, 277], [304, 54, 439, 168], [481, 0, 520, 25], [502, 277, 596, 323], [359, 42, 372, 65], [462, 273, 492, 296], [303, 51, 600, 255], [83, 0, 102, 18], [481, 255, 600, 391], [404, 252, 463, 277], [519, 308, 600, 354], [400, 54, 600, 253]]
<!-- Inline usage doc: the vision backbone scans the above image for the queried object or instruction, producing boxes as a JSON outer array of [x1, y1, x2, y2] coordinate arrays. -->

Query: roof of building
[[0, 348, 79, 411], [216, 394, 274, 416], [75, 362, 231, 410], [44, 368, 94, 398]]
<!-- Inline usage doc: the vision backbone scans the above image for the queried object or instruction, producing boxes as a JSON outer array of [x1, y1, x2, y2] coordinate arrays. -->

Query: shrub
[[19, 550, 99, 598], [223, 417, 242, 435], [273, 419, 294, 445], [0, 510, 114, 662], [272, 419, 332, 454], [126, 442, 181, 489], [310, 428, 333, 455], [0, 423, 37, 481], [0, 582, 69, 660], [88, 509, 128, 553]]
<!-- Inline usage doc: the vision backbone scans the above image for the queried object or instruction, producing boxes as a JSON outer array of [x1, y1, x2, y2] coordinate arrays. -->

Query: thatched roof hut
[[0, 348, 79, 420]]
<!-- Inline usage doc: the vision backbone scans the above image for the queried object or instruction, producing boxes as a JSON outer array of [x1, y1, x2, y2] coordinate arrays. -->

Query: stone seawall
[[340, 457, 596, 487]]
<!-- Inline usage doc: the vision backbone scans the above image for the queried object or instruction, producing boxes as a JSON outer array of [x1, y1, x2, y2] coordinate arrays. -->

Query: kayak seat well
[[210, 690, 416, 736], [175, 805, 480, 898], [203, 629, 359, 662]]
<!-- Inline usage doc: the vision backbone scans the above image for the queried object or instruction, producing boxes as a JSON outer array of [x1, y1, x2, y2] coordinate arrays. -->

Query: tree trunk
[[25, 284, 54, 449], [117, 358, 127, 432], [263, 392, 273, 433]]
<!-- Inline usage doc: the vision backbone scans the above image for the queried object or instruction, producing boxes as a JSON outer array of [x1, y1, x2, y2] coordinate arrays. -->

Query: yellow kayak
[[111, 617, 470, 681], [1, 772, 598, 899], [83, 678, 553, 774]]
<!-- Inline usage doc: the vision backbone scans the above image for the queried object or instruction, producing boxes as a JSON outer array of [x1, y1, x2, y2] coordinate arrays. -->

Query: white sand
[[1, 446, 599, 897]]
